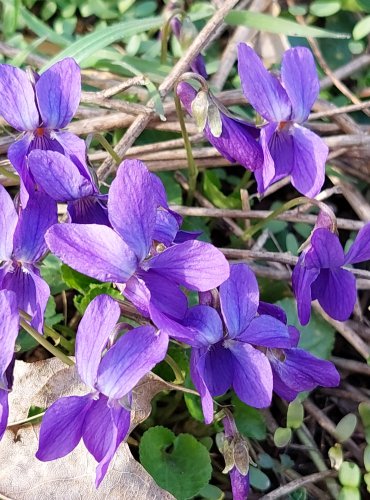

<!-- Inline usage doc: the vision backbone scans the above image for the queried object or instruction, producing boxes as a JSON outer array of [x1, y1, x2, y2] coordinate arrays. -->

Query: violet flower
[[36, 294, 169, 487], [177, 82, 263, 173], [0, 186, 57, 331], [237, 44, 328, 197], [0, 290, 19, 440], [150, 264, 291, 423], [45, 159, 229, 320], [292, 222, 370, 325], [0, 58, 85, 200], [28, 150, 109, 225]]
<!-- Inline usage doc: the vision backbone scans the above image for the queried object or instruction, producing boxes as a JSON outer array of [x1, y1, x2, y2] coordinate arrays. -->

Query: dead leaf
[[0, 425, 174, 499]]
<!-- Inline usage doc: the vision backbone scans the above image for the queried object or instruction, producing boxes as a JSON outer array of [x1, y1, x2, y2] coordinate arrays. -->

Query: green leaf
[[353, 15, 370, 39], [40, 255, 68, 295], [139, 426, 212, 500], [225, 10, 350, 38], [198, 484, 223, 500], [74, 283, 122, 314], [232, 396, 267, 440], [15, 329, 38, 353], [338, 486, 361, 500], [249, 466, 271, 491], [45, 297, 64, 328], [359, 402, 370, 429], [287, 401, 304, 429], [157, 172, 182, 205], [184, 374, 205, 422], [19, 3, 70, 46], [310, 0, 341, 17], [363, 444, 370, 472], [339, 462, 361, 488], [203, 171, 241, 209], [276, 298, 336, 359], [43, 16, 163, 70], [274, 427, 292, 448], [61, 265, 99, 294], [335, 414, 358, 443]]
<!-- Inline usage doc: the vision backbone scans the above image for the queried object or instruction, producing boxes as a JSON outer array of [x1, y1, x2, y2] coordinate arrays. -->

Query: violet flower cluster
[[0, 52, 366, 495]]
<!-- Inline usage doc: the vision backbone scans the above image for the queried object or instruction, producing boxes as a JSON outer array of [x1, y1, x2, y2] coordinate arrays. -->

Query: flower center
[[36, 127, 45, 137]]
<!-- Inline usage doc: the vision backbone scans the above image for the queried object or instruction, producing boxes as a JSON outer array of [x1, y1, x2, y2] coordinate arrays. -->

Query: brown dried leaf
[[0, 426, 174, 499]]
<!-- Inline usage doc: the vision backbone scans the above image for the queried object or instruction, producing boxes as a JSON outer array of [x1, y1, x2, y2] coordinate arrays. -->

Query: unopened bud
[[207, 101, 222, 138], [329, 443, 343, 470], [191, 90, 209, 132]]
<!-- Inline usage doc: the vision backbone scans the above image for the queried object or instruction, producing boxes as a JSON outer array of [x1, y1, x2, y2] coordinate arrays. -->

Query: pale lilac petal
[[141, 270, 188, 320], [258, 301, 287, 324], [344, 223, 370, 264], [190, 348, 214, 424], [147, 240, 230, 292], [228, 341, 273, 408], [97, 326, 168, 399], [0, 65, 39, 131], [0, 389, 9, 440], [76, 294, 121, 388], [0, 185, 17, 261], [108, 160, 156, 261], [237, 44, 291, 122], [184, 305, 223, 345], [36, 395, 92, 460], [219, 264, 259, 339], [36, 58, 81, 129], [305, 228, 345, 269], [311, 268, 356, 321], [281, 47, 319, 123], [202, 343, 234, 396], [237, 315, 291, 348], [28, 150, 95, 202], [290, 125, 327, 198], [292, 255, 320, 326], [0, 290, 18, 383], [13, 191, 57, 263], [46, 224, 138, 283], [270, 348, 339, 400]]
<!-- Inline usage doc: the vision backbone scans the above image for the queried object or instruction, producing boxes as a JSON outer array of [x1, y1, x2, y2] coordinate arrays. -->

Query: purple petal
[[237, 44, 291, 122], [184, 305, 224, 345], [36, 58, 81, 129], [7, 134, 34, 201], [288, 326, 301, 347], [202, 343, 234, 396], [36, 395, 92, 460], [266, 126, 294, 180], [174, 230, 202, 244], [76, 294, 121, 388], [46, 223, 138, 283], [344, 223, 370, 264], [120, 275, 151, 318], [230, 469, 250, 500], [147, 240, 230, 292], [0, 65, 39, 131], [0, 389, 9, 440], [67, 196, 110, 226], [0, 290, 19, 384], [55, 131, 90, 178], [281, 47, 319, 123], [13, 191, 57, 263], [258, 301, 287, 324], [311, 268, 356, 322], [97, 326, 168, 399], [108, 160, 156, 261], [228, 341, 273, 408], [305, 228, 345, 269], [0, 185, 17, 261], [290, 125, 327, 198], [237, 315, 291, 348], [254, 123, 279, 193], [82, 395, 115, 462], [291, 255, 320, 326], [153, 210, 179, 246], [28, 150, 95, 202], [219, 264, 259, 339], [191, 54, 208, 79], [270, 348, 339, 400], [27, 267, 51, 332], [190, 348, 214, 424]]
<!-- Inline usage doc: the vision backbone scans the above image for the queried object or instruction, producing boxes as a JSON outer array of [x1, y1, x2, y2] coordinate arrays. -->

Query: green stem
[[160, 9, 184, 65], [20, 318, 74, 367], [174, 93, 198, 205], [8, 411, 46, 428], [94, 133, 121, 166], [19, 310, 72, 351], [165, 354, 184, 384]]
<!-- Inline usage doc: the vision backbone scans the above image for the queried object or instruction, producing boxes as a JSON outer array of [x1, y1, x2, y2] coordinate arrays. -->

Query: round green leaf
[[339, 462, 361, 488], [310, 0, 341, 17], [353, 15, 370, 39], [364, 444, 370, 472], [249, 466, 271, 491], [139, 426, 212, 500], [335, 414, 357, 443], [338, 486, 361, 500], [287, 401, 304, 429], [274, 427, 292, 448], [359, 402, 370, 428]]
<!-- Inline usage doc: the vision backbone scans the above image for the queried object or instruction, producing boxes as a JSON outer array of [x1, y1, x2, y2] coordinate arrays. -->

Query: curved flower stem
[[164, 354, 184, 384], [19, 310, 73, 352], [19, 318, 75, 367], [242, 196, 337, 241], [160, 9, 184, 64], [94, 133, 121, 166], [174, 92, 198, 205]]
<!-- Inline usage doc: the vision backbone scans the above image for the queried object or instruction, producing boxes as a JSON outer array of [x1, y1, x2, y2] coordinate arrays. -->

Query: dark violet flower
[[0, 186, 57, 331], [222, 411, 250, 500], [0, 290, 19, 440], [176, 82, 263, 173], [28, 150, 109, 225], [150, 264, 291, 423], [292, 222, 370, 325], [237, 44, 328, 197], [45, 159, 229, 320], [0, 58, 85, 201], [36, 294, 168, 487]]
